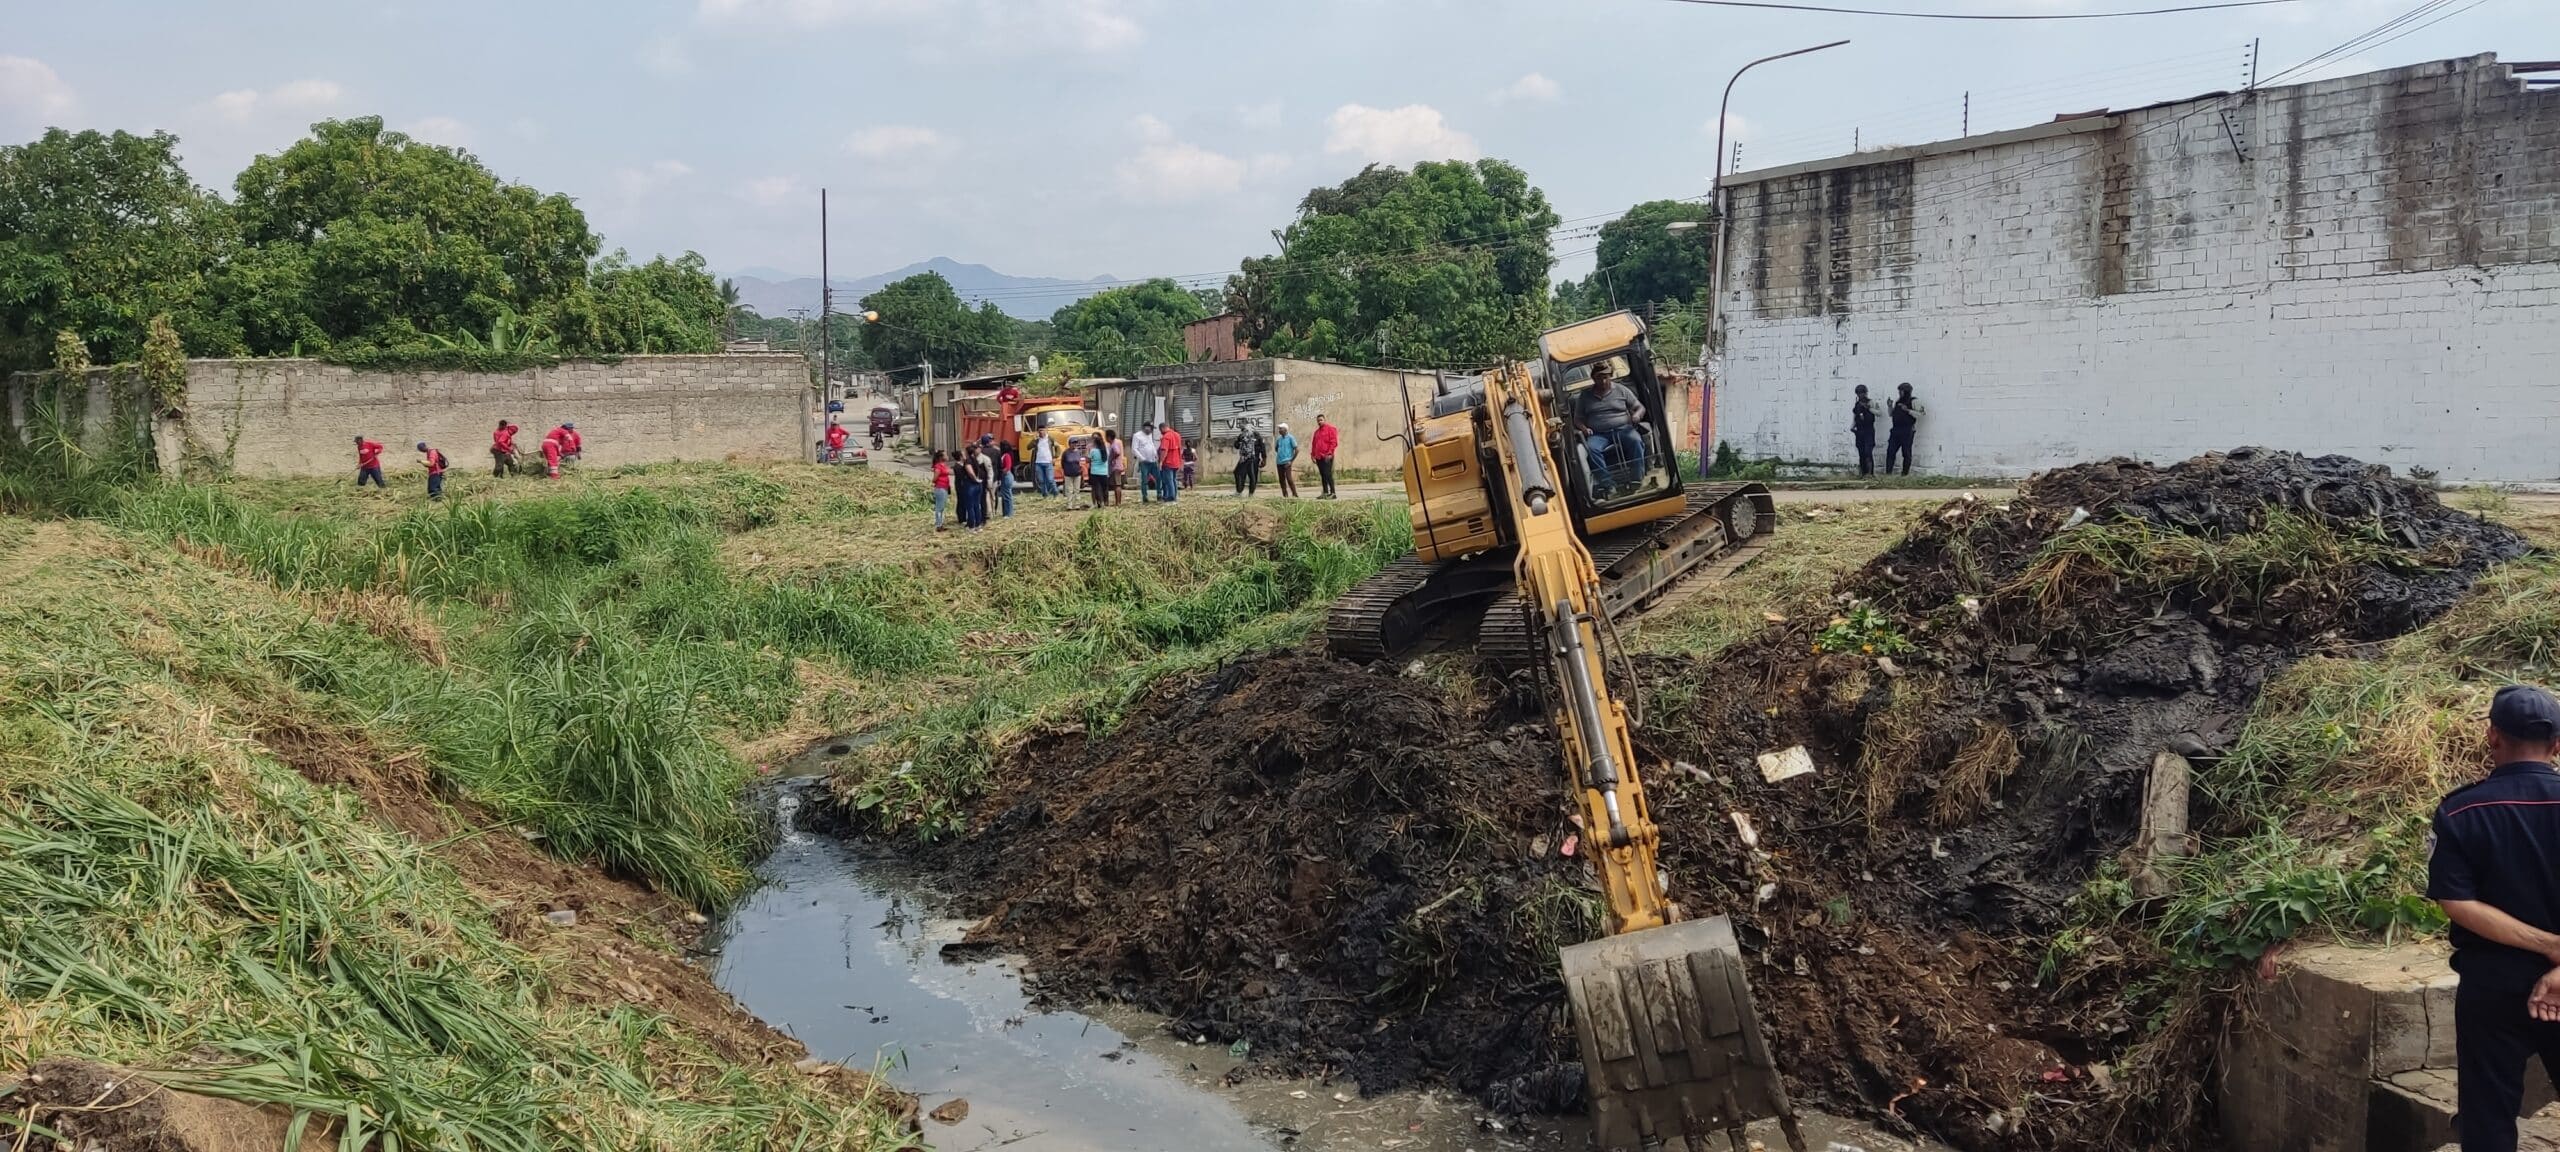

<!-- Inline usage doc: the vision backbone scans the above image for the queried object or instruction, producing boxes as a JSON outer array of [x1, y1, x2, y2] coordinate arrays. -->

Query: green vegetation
[[1047, 277, 1213, 376], [0, 521, 910, 1150], [1629, 502, 1920, 660], [1229, 160, 1561, 367], [1551, 199, 1715, 323], [0, 120, 727, 372], [841, 499, 1412, 837], [856, 270, 1017, 383]]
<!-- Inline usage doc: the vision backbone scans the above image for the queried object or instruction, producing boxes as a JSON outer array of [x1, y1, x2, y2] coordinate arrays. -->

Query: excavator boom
[[1476, 363, 1804, 1152]]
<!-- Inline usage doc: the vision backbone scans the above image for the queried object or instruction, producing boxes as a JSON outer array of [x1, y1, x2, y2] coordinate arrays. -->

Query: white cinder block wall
[[1716, 55, 2560, 482]]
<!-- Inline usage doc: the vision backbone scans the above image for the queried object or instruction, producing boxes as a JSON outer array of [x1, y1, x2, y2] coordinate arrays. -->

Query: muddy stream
[[711, 780, 1930, 1152]]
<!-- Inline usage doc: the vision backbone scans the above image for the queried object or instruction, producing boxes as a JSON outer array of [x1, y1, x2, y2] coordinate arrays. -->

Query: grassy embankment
[[0, 451, 1406, 1146], [0, 516, 914, 1150]]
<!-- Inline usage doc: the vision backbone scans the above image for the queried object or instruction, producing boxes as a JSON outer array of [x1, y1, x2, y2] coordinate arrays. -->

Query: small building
[[1183, 313, 1250, 363], [1079, 358, 1403, 478]]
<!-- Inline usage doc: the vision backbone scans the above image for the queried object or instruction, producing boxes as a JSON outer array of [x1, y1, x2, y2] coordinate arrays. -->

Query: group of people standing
[[352, 420, 581, 500], [925, 414, 1344, 531], [1849, 383, 1922, 477]]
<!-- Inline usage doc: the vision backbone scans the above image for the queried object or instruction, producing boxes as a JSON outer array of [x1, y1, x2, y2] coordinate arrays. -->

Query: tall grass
[[844, 500, 1413, 837], [0, 531, 912, 1150]]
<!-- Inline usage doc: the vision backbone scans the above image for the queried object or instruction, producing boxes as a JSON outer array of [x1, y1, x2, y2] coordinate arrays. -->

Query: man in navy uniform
[[2429, 683, 2560, 1151]]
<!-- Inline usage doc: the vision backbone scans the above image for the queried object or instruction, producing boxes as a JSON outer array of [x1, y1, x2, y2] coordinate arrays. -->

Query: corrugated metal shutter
[[1121, 389, 1152, 437], [1209, 388, 1274, 438]]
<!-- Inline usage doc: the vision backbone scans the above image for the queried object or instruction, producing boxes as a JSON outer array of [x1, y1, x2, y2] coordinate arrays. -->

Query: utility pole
[[819, 188, 832, 412]]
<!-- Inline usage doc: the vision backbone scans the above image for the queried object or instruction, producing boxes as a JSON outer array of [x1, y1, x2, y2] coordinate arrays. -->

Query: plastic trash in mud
[[1757, 745, 1816, 783]]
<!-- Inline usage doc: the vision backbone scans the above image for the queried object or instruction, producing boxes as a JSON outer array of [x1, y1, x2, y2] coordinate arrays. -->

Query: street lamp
[[1702, 39, 1849, 477]]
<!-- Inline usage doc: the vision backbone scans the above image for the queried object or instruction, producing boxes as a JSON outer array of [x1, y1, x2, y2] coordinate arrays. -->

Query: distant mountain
[[728, 257, 1122, 321]]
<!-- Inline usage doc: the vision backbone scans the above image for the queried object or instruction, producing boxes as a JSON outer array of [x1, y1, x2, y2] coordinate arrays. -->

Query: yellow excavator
[[1328, 312, 1803, 1151]]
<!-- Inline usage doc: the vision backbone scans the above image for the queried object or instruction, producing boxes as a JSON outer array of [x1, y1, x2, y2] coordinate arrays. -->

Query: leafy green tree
[[1228, 160, 1559, 368], [1049, 278, 1209, 376], [1593, 199, 1714, 312], [856, 272, 1009, 382], [229, 117, 597, 353], [0, 129, 233, 370], [582, 251, 725, 354]]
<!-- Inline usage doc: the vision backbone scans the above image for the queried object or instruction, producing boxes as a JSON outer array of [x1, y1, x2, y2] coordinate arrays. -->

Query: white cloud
[[997, 0, 1143, 53], [639, 35, 694, 77], [845, 124, 948, 159], [1323, 103, 1479, 164], [1118, 141, 1245, 202], [0, 57, 76, 124], [615, 159, 694, 198], [1131, 113, 1175, 144], [1703, 111, 1751, 140], [738, 175, 800, 208], [1235, 100, 1284, 130], [696, 0, 925, 25], [206, 79, 344, 124], [1492, 72, 1561, 104], [698, 0, 1139, 54], [401, 116, 472, 146]]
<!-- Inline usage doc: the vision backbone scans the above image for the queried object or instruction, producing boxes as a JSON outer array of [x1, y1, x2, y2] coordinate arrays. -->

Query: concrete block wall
[[1719, 55, 2560, 482], [159, 355, 807, 477]]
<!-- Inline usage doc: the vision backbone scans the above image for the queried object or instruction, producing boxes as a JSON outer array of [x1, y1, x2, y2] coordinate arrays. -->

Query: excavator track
[[1331, 482, 1777, 668]]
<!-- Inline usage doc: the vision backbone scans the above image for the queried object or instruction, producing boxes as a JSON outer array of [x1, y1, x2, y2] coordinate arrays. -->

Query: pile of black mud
[[871, 448, 2527, 1152], [911, 653, 1586, 1102], [1643, 448, 2527, 1150]]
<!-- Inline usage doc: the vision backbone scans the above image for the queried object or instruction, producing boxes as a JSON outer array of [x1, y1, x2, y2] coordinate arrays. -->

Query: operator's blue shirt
[[2428, 760, 2560, 985]]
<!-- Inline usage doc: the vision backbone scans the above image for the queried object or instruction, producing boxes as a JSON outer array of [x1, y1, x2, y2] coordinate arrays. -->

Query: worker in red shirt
[[823, 421, 849, 462], [491, 421, 519, 477], [995, 381, 1023, 407], [546, 422, 582, 462], [1154, 422, 1183, 503], [354, 435, 386, 489], [540, 427, 566, 479], [1311, 414, 1341, 499], [416, 441, 448, 501]]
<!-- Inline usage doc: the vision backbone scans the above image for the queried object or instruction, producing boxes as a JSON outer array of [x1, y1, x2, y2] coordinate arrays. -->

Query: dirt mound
[[4, 1058, 337, 1152], [896, 449, 2526, 1152], [1644, 449, 2527, 1148], [925, 653, 1584, 1099]]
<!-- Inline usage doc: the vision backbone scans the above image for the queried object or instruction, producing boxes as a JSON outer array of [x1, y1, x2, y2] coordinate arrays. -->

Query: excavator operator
[[1574, 360, 1648, 496]]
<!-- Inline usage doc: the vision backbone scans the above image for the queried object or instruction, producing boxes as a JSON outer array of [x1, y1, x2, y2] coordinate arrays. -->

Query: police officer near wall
[[2429, 683, 2560, 1152]]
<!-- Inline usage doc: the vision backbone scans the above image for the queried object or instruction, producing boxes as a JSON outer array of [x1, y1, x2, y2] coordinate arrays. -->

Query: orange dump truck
[[958, 391, 1105, 479]]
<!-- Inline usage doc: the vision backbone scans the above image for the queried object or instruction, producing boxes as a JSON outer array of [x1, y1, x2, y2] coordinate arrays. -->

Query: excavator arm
[[1477, 364, 1805, 1152], [1479, 364, 1672, 933]]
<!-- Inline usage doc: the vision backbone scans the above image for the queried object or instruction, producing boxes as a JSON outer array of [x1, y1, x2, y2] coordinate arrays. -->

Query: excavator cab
[[1538, 312, 1690, 536]]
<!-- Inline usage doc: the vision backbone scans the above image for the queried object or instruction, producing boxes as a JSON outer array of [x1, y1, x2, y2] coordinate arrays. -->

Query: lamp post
[[1701, 39, 1849, 476]]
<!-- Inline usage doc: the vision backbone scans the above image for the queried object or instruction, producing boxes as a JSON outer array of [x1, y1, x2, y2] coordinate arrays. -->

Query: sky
[[0, 0, 2541, 292]]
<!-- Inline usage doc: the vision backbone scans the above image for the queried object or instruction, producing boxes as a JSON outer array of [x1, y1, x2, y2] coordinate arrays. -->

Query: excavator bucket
[[1561, 916, 1807, 1152]]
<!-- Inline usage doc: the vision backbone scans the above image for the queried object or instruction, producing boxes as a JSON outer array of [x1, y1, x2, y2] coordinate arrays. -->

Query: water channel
[[709, 780, 1931, 1152]]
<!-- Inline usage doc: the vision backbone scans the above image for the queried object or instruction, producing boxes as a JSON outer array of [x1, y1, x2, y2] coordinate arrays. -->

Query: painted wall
[[1718, 55, 2560, 482]]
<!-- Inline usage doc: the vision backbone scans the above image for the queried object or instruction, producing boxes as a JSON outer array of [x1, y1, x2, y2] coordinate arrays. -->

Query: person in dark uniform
[[1850, 385, 1877, 478], [2429, 683, 2560, 1152], [1885, 382, 1920, 476]]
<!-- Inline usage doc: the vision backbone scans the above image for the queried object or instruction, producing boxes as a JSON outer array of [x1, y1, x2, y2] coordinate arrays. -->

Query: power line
[[1649, 0, 2302, 16]]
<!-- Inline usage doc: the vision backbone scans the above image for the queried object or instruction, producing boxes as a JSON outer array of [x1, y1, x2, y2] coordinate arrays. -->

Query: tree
[[228, 117, 598, 353], [0, 129, 232, 371], [1049, 278, 1209, 376], [579, 251, 725, 355], [1228, 160, 1559, 368], [856, 272, 1009, 382], [1553, 199, 1715, 320]]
